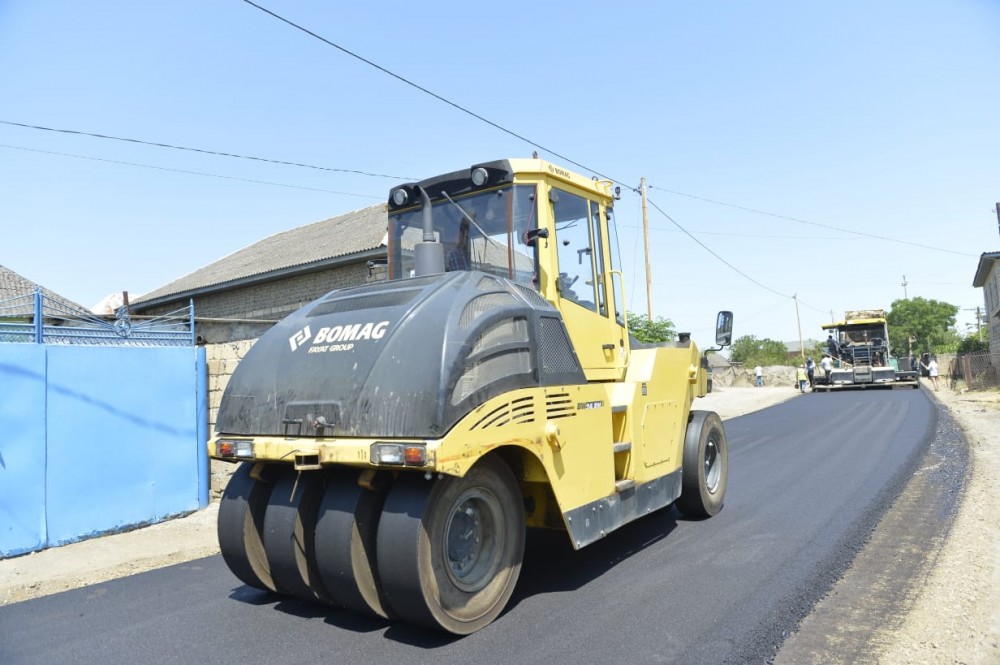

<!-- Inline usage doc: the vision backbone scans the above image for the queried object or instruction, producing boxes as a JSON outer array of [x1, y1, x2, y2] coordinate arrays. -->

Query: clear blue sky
[[2, 1, 997, 348]]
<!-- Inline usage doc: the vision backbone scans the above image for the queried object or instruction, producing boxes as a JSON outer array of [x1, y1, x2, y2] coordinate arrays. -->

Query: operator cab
[[387, 159, 629, 381]]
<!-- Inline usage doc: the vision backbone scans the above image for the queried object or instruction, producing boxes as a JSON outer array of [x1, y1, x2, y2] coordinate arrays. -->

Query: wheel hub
[[443, 489, 503, 592], [705, 438, 721, 494]]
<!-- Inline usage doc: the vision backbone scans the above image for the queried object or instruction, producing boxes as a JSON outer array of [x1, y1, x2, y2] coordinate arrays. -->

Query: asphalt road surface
[[0, 388, 946, 665]]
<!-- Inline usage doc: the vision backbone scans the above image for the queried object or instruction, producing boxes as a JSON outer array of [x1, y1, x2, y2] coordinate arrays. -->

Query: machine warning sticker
[[577, 400, 604, 410]]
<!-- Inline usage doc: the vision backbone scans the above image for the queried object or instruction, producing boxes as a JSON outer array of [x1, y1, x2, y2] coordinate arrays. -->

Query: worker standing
[[820, 354, 833, 384]]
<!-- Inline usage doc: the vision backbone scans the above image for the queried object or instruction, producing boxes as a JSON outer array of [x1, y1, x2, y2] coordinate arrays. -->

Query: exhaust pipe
[[412, 185, 445, 277]]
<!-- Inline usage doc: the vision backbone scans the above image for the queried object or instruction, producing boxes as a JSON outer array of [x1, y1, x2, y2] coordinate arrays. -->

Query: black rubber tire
[[313, 469, 392, 618], [677, 410, 728, 519], [376, 457, 525, 634], [261, 468, 330, 602], [217, 462, 276, 592]]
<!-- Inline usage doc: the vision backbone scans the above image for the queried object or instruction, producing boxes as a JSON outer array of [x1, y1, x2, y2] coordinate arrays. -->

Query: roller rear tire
[[262, 469, 330, 602], [313, 469, 392, 618], [217, 462, 276, 592]]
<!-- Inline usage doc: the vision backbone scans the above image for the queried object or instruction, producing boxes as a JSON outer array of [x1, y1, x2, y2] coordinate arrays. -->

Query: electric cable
[[646, 196, 828, 315], [0, 144, 383, 199], [649, 184, 974, 258], [238, 0, 634, 189], [0, 119, 410, 180]]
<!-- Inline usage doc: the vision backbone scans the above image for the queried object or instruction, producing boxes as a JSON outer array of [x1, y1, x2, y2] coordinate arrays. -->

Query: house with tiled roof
[[132, 204, 388, 344], [973, 250, 1000, 355], [0, 264, 92, 318]]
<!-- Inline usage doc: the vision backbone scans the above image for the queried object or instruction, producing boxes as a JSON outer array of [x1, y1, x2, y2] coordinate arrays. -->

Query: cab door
[[550, 188, 628, 381]]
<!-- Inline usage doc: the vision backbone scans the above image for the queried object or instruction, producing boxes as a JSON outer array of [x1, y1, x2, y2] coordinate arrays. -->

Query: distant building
[[972, 250, 1000, 355], [785, 339, 821, 362]]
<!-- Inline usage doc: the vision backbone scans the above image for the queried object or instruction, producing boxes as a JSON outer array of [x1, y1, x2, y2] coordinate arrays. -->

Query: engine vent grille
[[538, 317, 581, 374], [452, 350, 531, 405], [514, 284, 550, 309], [471, 318, 529, 355], [308, 289, 419, 317], [471, 396, 535, 429], [546, 392, 577, 420], [459, 293, 517, 329]]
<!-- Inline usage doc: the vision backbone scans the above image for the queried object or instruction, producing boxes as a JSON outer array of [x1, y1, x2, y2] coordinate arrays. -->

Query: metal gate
[[0, 292, 207, 557]]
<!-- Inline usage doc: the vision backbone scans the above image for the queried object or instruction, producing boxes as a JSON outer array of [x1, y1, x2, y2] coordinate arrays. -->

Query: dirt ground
[[1, 383, 997, 663]]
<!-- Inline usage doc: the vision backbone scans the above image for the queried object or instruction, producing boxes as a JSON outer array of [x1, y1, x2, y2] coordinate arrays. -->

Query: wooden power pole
[[794, 294, 805, 364], [640, 177, 652, 320]]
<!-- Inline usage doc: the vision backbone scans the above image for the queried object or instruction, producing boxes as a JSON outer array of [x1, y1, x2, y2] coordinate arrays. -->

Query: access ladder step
[[611, 405, 627, 414], [612, 441, 632, 453], [615, 479, 635, 493]]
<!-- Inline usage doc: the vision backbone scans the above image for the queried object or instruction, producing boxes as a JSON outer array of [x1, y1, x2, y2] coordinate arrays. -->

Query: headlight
[[217, 439, 253, 458], [470, 167, 489, 187], [370, 442, 426, 466], [391, 188, 409, 206]]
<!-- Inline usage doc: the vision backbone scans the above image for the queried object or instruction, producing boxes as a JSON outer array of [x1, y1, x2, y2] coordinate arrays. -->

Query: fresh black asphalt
[[0, 388, 950, 664]]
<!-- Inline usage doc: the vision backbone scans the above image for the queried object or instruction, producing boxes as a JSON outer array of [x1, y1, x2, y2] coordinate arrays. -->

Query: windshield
[[387, 184, 538, 288], [840, 323, 887, 345]]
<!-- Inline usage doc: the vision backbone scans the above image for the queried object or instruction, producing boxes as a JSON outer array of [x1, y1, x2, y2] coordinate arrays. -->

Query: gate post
[[33, 290, 43, 343]]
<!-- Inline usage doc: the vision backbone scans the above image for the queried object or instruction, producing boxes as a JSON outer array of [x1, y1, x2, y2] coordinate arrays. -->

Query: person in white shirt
[[922, 356, 940, 391], [820, 354, 833, 384], [754, 365, 764, 387]]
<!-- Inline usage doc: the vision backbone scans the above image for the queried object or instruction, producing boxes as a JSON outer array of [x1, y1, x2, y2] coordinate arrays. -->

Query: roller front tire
[[376, 457, 525, 634]]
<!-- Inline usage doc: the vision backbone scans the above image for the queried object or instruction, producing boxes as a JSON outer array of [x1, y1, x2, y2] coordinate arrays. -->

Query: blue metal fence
[[0, 290, 195, 346], [0, 292, 207, 557]]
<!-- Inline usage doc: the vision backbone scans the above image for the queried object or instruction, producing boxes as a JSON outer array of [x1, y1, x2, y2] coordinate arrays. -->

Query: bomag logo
[[289, 326, 312, 351], [289, 320, 391, 353]]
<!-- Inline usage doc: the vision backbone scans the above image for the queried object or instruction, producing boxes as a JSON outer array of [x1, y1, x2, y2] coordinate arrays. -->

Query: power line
[[0, 119, 410, 180], [238, 0, 633, 189], [0, 144, 383, 199], [649, 184, 975, 258], [238, 0, 952, 311], [617, 223, 860, 241], [645, 196, 828, 315], [645, 197, 789, 298]]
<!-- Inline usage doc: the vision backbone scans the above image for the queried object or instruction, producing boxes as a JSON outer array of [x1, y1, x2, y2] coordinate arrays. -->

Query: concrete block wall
[[206, 339, 256, 499]]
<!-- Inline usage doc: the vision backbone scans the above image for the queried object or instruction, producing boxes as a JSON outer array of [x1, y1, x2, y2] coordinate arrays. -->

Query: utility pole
[[794, 294, 805, 365], [964, 306, 984, 341], [901, 275, 908, 299], [640, 177, 652, 320]]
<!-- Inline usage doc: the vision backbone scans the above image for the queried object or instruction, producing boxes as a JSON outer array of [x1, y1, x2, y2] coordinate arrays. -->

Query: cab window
[[551, 189, 598, 313]]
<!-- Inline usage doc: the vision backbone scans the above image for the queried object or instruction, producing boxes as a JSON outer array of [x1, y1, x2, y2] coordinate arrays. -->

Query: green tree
[[728, 334, 790, 366], [886, 297, 959, 355], [627, 312, 676, 343], [957, 335, 989, 354]]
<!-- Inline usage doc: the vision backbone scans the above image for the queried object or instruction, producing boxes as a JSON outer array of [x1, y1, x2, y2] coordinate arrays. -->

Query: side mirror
[[715, 311, 734, 347], [523, 228, 549, 247]]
